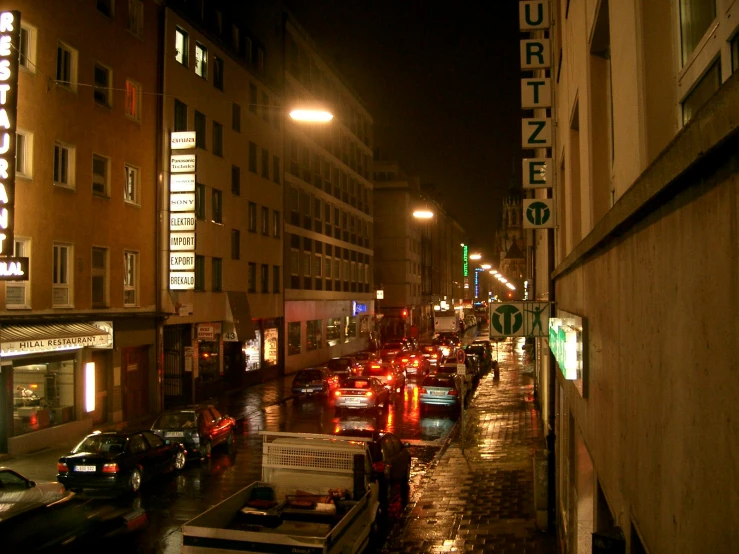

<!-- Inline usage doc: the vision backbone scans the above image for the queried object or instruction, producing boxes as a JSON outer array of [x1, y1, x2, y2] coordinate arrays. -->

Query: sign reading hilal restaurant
[[0, 11, 28, 280], [519, 1, 555, 229], [169, 132, 197, 290]]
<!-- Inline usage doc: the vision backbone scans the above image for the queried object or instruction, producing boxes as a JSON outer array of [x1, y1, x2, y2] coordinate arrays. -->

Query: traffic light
[[507, 292, 513, 299], [401, 309, 408, 318]]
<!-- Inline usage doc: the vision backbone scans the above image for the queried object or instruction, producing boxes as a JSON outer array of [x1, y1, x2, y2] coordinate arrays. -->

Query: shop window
[[326, 317, 342, 346], [243, 330, 262, 371], [306, 319, 322, 351], [13, 359, 76, 437], [263, 328, 278, 366], [198, 340, 220, 382], [287, 322, 301, 355], [344, 316, 356, 342]]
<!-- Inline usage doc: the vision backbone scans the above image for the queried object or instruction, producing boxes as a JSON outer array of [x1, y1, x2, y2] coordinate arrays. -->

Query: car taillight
[[386, 374, 394, 381], [419, 388, 427, 394], [371, 364, 381, 369], [365, 391, 373, 397], [413, 360, 419, 367], [102, 463, 119, 474], [401, 357, 409, 364], [448, 390, 458, 396], [431, 354, 438, 359], [334, 390, 342, 396], [57, 462, 69, 473], [372, 461, 386, 473]]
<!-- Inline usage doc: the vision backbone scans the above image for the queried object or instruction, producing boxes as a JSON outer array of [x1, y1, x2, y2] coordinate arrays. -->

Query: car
[[0, 467, 73, 524], [333, 376, 390, 415], [326, 356, 361, 384], [401, 352, 431, 379], [353, 351, 379, 374], [432, 336, 458, 358], [366, 359, 406, 396], [333, 429, 412, 507], [419, 375, 462, 414], [151, 404, 236, 461], [418, 342, 443, 368], [436, 359, 475, 389], [466, 341, 493, 372], [291, 367, 338, 398], [379, 340, 409, 358], [57, 430, 186, 494]]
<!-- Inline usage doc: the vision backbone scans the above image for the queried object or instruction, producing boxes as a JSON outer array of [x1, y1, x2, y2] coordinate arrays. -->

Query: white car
[[0, 467, 72, 523]]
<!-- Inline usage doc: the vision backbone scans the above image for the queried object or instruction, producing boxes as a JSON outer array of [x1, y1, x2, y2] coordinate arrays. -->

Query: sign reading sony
[[0, 11, 21, 260]]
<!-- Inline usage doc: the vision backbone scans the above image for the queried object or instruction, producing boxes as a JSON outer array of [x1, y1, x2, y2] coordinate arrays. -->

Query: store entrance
[[121, 346, 150, 422]]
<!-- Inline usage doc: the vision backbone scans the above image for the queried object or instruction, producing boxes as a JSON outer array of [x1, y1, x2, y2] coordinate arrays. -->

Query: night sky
[[284, 0, 522, 249]]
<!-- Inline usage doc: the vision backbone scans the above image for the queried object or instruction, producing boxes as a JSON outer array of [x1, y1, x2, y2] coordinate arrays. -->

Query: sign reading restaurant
[[0, 11, 29, 280], [1, 333, 111, 357]]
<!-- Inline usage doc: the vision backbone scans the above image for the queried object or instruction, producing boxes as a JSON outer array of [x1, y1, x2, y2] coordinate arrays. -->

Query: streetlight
[[289, 108, 334, 122], [505, 282, 516, 290], [481, 264, 491, 270], [412, 209, 434, 219], [469, 253, 482, 260]]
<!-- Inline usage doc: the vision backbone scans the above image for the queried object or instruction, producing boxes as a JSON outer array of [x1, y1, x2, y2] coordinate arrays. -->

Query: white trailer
[[181, 431, 380, 554]]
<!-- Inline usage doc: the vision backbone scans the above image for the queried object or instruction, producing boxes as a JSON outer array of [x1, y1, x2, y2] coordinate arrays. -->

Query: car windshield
[[423, 377, 456, 388], [383, 342, 404, 349], [368, 367, 389, 377], [343, 378, 372, 389], [328, 359, 350, 370], [74, 435, 127, 454], [296, 369, 323, 380], [354, 352, 373, 361], [436, 366, 457, 376], [154, 411, 196, 429]]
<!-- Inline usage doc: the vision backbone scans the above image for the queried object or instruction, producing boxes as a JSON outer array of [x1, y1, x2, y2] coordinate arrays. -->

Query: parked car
[[291, 367, 338, 399], [379, 340, 409, 358], [419, 375, 462, 415], [353, 351, 379, 375], [326, 356, 361, 384], [333, 429, 412, 506], [151, 404, 236, 461], [334, 376, 390, 415], [467, 341, 493, 372], [401, 352, 431, 379], [0, 467, 72, 524], [366, 359, 406, 396], [57, 430, 186, 494], [436, 359, 476, 389]]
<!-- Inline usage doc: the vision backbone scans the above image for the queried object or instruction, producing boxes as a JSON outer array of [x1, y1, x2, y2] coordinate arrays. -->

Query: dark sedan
[[151, 404, 236, 461], [291, 367, 338, 398], [57, 430, 186, 494]]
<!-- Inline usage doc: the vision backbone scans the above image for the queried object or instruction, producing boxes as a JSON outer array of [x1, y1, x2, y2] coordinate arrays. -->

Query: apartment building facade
[[0, 0, 159, 455], [160, 1, 284, 405], [282, 16, 375, 372], [529, 1, 739, 551]]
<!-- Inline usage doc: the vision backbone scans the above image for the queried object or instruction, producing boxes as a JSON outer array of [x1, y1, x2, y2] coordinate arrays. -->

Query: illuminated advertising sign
[[170, 131, 196, 150], [169, 132, 196, 290], [170, 213, 196, 231], [170, 154, 196, 173], [170, 173, 195, 192], [0, 12, 22, 267], [548, 310, 583, 381], [170, 253, 195, 270], [462, 244, 468, 277]]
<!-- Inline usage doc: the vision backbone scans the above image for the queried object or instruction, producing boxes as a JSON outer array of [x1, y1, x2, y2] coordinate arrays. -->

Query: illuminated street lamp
[[469, 253, 482, 260], [412, 209, 434, 219], [289, 108, 334, 122], [481, 264, 491, 270], [505, 282, 516, 290]]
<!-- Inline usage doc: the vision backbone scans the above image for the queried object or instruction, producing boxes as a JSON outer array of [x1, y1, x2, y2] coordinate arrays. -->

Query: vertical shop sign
[[169, 132, 196, 289]]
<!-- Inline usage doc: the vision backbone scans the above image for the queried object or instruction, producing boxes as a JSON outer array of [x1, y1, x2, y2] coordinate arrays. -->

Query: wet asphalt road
[[9, 328, 497, 553]]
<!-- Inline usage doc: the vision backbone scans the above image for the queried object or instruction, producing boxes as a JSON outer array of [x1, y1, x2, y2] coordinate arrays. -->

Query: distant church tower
[[494, 160, 527, 284]]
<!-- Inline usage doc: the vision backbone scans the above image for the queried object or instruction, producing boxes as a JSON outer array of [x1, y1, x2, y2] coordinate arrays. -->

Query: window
[[287, 322, 301, 355], [232, 103, 241, 131], [92, 154, 110, 197], [15, 131, 33, 178], [94, 62, 112, 107], [194, 255, 205, 291], [232, 24, 240, 51], [56, 42, 77, 89], [248, 141, 257, 173], [313, 254, 322, 278], [248, 202, 257, 232], [231, 165, 240, 195], [212, 258, 222, 292], [214, 56, 224, 90], [175, 27, 189, 66], [212, 189, 222, 223], [97, 0, 114, 17], [732, 32, 739, 74], [19, 23, 37, 73], [231, 229, 240, 259], [6, 238, 31, 308], [273, 155, 280, 184], [272, 210, 280, 237], [124, 164, 139, 204], [248, 262, 257, 292], [195, 111, 206, 149], [53, 142, 75, 188], [123, 251, 139, 306], [682, 60, 721, 124], [261, 264, 269, 293], [195, 183, 206, 219], [125, 80, 141, 121], [679, 0, 717, 66], [261, 91, 269, 122], [261, 206, 269, 235], [249, 82, 257, 113], [326, 317, 341, 346], [52, 243, 73, 307], [127, 0, 144, 38], [290, 249, 299, 275], [174, 99, 187, 131], [213, 121, 223, 156], [272, 265, 280, 293], [91, 247, 108, 308], [302, 251, 311, 277], [306, 320, 321, 351], [324, 257, 332, 279], [261, 148, 269, 179], [195, 42, 208, 78]]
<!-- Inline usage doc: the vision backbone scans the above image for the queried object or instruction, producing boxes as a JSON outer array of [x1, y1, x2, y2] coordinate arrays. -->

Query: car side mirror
[[28, 480, 36, 488]]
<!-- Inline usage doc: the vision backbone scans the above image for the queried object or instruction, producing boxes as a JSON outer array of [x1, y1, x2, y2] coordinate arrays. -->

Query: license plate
[[345, 398, 361, 404], [165, 431, 184, 438], [75, 465, 96, 472], [302, 389, 310, 393], [430, 390, 446, 396]]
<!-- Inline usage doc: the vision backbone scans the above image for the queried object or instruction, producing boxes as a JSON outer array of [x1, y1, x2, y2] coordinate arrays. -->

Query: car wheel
[[174, 449, 186, 471], [129, 468, 142, 493], [201, 439, 213, 462]]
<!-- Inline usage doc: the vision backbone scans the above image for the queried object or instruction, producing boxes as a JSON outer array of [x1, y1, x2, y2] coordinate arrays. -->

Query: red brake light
[[413, 360, 419, 367], [448, 389, 458, 396], [365, 391, 373, 397], [102, 463, 119, 473], [431, 354, 438, 359], [419, 388, 427, 394], [334, 390, 342, 397], [371, 364, 381, 369], [386, 374, 394, 381], [57, 462, 69, 473], [372, 461, 386, 473]]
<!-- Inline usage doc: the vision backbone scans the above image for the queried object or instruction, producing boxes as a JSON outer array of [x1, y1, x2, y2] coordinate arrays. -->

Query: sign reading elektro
[[0, 11, 28, 281], [169, 131, 197, 290]]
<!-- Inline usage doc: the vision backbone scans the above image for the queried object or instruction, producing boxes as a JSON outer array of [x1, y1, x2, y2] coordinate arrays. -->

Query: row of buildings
[[520, 0, 739, 552], [0, 0, 472, 456]]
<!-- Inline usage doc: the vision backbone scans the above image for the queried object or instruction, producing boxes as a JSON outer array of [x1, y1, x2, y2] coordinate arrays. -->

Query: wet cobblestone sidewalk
[[382, 342, 557, 553]]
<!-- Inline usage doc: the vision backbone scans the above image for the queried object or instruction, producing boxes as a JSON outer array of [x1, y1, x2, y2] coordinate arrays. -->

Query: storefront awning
[[225, 292, 256, 342], [0, 323, 112, 357]]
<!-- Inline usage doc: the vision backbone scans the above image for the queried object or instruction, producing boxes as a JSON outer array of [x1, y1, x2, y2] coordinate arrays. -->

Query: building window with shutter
[[174, 99, 188, 131], [94, 62, 113, 107], [53, 142, 75, 189], [124, 164, 140, 204], [92, 154, 110, 197], [125, 80, 142, 121], [53, 243, 73, 308], [124, 250, 139, 306]]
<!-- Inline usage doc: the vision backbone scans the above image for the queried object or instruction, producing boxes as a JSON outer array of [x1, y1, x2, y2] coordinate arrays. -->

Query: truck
[[181, 431, 381, 554], [433, 310, 459, 334]]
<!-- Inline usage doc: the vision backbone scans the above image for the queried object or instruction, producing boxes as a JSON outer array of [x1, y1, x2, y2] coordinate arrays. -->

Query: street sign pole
[[457, 350, 466, 453]]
